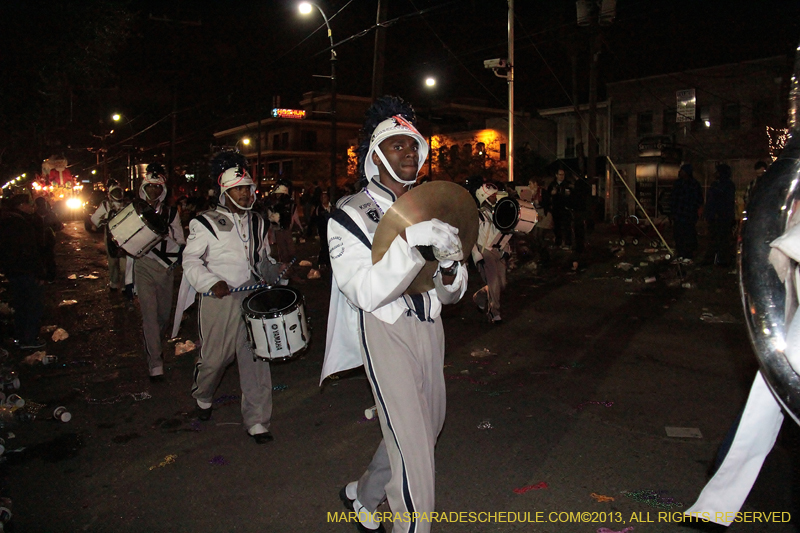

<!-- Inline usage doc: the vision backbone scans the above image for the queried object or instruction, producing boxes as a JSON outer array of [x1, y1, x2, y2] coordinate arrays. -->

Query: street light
[[111, 113, 135, 189], [299, 1, 338, 201]]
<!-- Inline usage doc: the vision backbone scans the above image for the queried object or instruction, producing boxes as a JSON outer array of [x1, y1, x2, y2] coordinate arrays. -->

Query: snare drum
[[492, 197, 538, 234], [107, 200, 168, 258], [242, 287, 310, 361]]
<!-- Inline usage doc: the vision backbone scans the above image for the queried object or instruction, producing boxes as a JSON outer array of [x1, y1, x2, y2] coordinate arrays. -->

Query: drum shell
[[242, 287, 310, 361], [107, 201, 167, 258], [492, 197, 538, 234]]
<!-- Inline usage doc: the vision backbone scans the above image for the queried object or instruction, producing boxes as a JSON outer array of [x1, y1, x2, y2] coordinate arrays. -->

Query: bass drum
[[492, 197, 538, 234], [107, 200, 168, 258], [242, 287, 310, 362]]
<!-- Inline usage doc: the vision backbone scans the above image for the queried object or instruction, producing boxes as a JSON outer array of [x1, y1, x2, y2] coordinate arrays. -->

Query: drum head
[[493, 197, 519, 232], [135, 200, 169, 235], [243, 287, 300, 317]]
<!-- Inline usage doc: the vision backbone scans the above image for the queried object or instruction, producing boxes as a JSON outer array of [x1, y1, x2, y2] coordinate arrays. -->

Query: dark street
[[0, 221, 794, 532]]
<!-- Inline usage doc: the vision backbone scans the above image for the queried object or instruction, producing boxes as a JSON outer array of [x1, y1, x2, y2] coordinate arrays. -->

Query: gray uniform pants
[[474, 249, 507, 315], [357, 310, 446, 533], [108, 252, 124, 289], [192, 289, 273, 430], [134, 257, 174, 376]]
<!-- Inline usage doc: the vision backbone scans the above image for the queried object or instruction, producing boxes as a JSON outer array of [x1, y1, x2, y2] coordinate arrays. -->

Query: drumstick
[[202, 257, 297, 296]]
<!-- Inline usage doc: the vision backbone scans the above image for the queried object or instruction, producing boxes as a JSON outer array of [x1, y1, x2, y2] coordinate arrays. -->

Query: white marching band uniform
[[686, 213, 800, 525], [90, 185, 126, 290], [471, 184, 510, 323], [181, 167, 277, 437], [133, 174, 185, 378], [322, 114, 467, 533]]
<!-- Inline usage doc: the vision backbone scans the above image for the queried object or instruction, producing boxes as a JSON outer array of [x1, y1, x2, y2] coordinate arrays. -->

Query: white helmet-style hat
[[364, 115, 429, 186], [140, 163, 167, 204], [475, 183, 507, 205], [218, 165, 256, 210]]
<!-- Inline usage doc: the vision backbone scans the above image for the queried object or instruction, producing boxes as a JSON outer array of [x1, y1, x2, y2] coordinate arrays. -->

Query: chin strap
[[374, 146, 417, 186], [224, 192, 254, 211]]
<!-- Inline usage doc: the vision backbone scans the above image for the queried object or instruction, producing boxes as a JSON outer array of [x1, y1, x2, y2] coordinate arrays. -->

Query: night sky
[[1, 0, 799, 179]]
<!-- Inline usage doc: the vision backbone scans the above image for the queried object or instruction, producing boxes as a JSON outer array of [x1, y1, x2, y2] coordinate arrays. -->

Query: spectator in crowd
[[703, 163, 737, 267], [669, 163, 703, 263], [543, 168, 573, 250], [743, 160, 769, 211], [0, 194, 46, 349], [34, 196, 63, 282], [526, 177, 550, 264], [571, 173, 592, 256]]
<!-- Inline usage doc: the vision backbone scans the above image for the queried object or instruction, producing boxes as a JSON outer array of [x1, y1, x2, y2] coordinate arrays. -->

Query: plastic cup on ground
[[53, 406, 71, 422]]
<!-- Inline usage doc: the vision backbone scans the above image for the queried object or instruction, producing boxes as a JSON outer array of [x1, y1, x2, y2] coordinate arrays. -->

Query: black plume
[[146, 163, 166, 176], [210, 150, 249, 180], [356, 96, 417, 184]]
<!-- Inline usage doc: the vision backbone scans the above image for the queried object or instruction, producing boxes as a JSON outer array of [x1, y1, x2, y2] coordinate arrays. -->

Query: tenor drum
[[107, 200, 168, 258], [242, 287, 310, 361], [492, 197, 538, 234]]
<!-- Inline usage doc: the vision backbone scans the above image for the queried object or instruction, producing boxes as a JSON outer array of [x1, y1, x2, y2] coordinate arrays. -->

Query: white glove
[[268, 212, 280, 224], [405, 218, 463, 262]]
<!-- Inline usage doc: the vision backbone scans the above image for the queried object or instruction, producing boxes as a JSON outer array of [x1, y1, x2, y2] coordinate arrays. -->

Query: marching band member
[[134, 164, 185, 382], [321, 97, 468, 533], [266, 180, 296, 264], [182, 154, 277, 444], [471, 183, 510, 324], [90, 182, 127, 291]]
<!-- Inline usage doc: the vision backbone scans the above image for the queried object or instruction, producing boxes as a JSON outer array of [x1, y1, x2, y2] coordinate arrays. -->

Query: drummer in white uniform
[[322, 97, 468, 533], [134, 164, 185, 382], [182, 157, 277, 444], [471, 183, 510, 324], [90, 182, 127, 291]]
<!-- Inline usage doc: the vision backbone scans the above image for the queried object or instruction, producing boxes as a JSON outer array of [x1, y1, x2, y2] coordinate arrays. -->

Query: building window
[[281, 132, 289, 150], [475, 142, 486, 156], [300, 130, 317, 151], [613, 113, 628, 139], [565, 137, 576, 158], [637, 111, 653, 136], [272, 134, 280, 150], [499, 143, 507, 161], [662, 108, 677, 135], [721, 103, 740, 131]]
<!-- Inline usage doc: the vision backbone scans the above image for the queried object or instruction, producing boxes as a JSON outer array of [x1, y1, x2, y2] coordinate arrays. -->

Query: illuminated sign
[[272, 108, 306, 119]]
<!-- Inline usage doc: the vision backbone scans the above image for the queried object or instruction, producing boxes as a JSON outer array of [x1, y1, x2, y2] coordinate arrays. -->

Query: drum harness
[[199, 210, 295, 296], [149, 205, 184, 271]]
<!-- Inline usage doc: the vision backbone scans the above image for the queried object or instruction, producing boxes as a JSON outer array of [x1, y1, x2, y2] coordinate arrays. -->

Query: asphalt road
[[1, 220, 797, 533]]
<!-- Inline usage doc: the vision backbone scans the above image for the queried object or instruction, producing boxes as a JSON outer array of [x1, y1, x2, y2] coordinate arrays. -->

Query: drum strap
[[330, 209, 372, 250], [151, 206, 182, 267]]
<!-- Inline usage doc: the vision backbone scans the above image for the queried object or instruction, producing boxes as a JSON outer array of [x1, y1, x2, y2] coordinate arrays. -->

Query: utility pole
[[507, 0, 514, 183], [483, 0, 514, 182], [371, 0, 388, 101], [577, 0, 615, 180]]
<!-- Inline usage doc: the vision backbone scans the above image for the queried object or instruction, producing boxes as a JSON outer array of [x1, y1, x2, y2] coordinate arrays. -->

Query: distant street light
[[111, 113, 135, 189], [299, 1, 338, 201], [425, 77, 436, 88]]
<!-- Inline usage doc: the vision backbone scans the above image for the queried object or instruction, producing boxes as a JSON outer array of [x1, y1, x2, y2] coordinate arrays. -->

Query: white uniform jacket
[[136, 180, 186, 270], [471, 203, 510, 264], [90, 199, 124, 228], [182, 206, 272, 294], [320, 178, 468, 384]]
